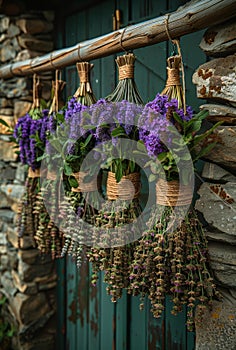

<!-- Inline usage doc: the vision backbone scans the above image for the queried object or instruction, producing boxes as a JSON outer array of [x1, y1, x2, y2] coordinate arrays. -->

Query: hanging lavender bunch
[[128, 93, 221, 330]]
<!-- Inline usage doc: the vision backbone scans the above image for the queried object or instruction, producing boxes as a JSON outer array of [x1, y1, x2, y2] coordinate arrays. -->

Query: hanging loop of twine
[[32, 74, 41, 109], [107, 172, 141, 200], [156, 179, 192, 207], [49, 70, 66, 114], [165, 14, 186, 114]]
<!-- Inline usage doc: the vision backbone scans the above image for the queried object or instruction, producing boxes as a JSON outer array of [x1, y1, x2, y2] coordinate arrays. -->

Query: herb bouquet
[[87, 99, 145, 301], [52, 62, 100, 266], [33, 76, 66, 258], [87, 52, 144, 300], [14, 77, 50, 247], [128, 93, 221, 330]]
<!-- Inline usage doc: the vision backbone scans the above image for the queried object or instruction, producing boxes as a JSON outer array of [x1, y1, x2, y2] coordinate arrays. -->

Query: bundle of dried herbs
[[106, 53, 143, 105], [86, 99, 144, 302], [74, 62, 97, 106], [33, 73, 66, 259], [128, 93, 221, 330], [14, 76, 49, 247], [161, 55, 184, 109]]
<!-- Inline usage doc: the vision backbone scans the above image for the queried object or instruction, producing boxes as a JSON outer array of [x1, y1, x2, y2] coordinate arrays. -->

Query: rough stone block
[[7, 225, 35, 250], [12, 269, 38, 295], [195, 298, 236, 350], [18, 260, 54, 283], [196, 182, 236, 236], [0, 271, 17, 297], [201, 162, 236, 183], [0, 139, 18, 161], [14, 100, 31, 119], [11, 292, 51, 326], [0, 183, 25, 202], [200, 20, 236, 57], [200, 104, 236, 125], [0, 209, 15, 223], [18, 249, 52, 265], [208, 241, 236, 288], [192, 54, 236, 106], [18, 34, 53, 52], [16, 18, 53, 35], [203, 126, 236, 172]]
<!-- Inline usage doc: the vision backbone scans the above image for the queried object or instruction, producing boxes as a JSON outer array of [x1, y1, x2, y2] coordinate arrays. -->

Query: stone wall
[[193, 19, 236, 350], [0, 11, 57, 350]]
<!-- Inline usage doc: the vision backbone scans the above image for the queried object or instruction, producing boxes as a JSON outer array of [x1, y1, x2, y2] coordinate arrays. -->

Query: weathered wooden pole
[[0, 0, 236, 79]]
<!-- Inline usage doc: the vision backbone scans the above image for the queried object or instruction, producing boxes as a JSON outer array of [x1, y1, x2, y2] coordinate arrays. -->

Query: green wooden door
[[56, 1, 205, 349]]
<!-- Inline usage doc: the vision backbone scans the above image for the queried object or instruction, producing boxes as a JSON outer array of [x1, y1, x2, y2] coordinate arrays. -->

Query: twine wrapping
[[72, 172, 100, 193], [107, 172, 141, 200], [156, 179, 192, 207], [46, 170, 57, 181], [28, 167, 40, 178], [166, 67, 181, 87], [74, 62, 95, 97], [49, 70, 66, 114], [119, 64, 134, 80], [116, 53, 135, 80]]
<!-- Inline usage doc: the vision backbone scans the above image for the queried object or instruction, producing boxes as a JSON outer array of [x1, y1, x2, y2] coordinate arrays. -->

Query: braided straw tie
[[107, 171, 141, 200], [72, 171, 99, 193], [28, 167, 40, 178], [156, 179, 192, 207]]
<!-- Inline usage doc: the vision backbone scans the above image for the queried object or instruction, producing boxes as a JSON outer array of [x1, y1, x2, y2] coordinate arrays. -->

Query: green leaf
[[0, 119, 10, 128], [148, 173, 156, 182], [64, 162, 73, 176], [68, 176, 78, 188], [157, 152, 168, 162], [111, 126, 127, 138], [49, 139, 62, 153], [115, 162, 123, 183], [83, 124, 97, 130], [172, 112, 184, 127], [187, 120, 202, 134], [137, 140, 147, 153], [82, 133, 92, 148]]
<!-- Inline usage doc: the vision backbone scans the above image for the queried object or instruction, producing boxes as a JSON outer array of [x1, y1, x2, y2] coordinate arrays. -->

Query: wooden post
[[0, 0, 236, 79]]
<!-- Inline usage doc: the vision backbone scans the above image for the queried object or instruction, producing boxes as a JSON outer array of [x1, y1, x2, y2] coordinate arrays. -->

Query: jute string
[[119, 65, 134, 80], [74, 62, 94, 97], [28, 167, 40, 178], [49, 70, 66, 114], [31, 74, 41, 110], [46, 170, 57, 181], [156, 179, 192, 207], [116, 53, 135, 80], [72, 172, 99, 193], [164, 14, 186, 114], [107, 172, 141, 200], [166, 68, 181, 87]]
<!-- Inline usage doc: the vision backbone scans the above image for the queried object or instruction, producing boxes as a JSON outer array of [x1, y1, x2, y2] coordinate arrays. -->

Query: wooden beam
[[0, 0, 236, 79]]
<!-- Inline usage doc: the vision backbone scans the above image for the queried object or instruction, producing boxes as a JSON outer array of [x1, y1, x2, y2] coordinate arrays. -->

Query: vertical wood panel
[[100, 272, 116, 350], [88, 264, 100, 350], [66, 257, 78, 349]]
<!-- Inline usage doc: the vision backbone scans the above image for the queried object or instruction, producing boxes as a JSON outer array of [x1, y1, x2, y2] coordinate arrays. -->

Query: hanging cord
[[165, 14, 186, 114], [32, 74, 41, 110], [49, 70, 66, 114]]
